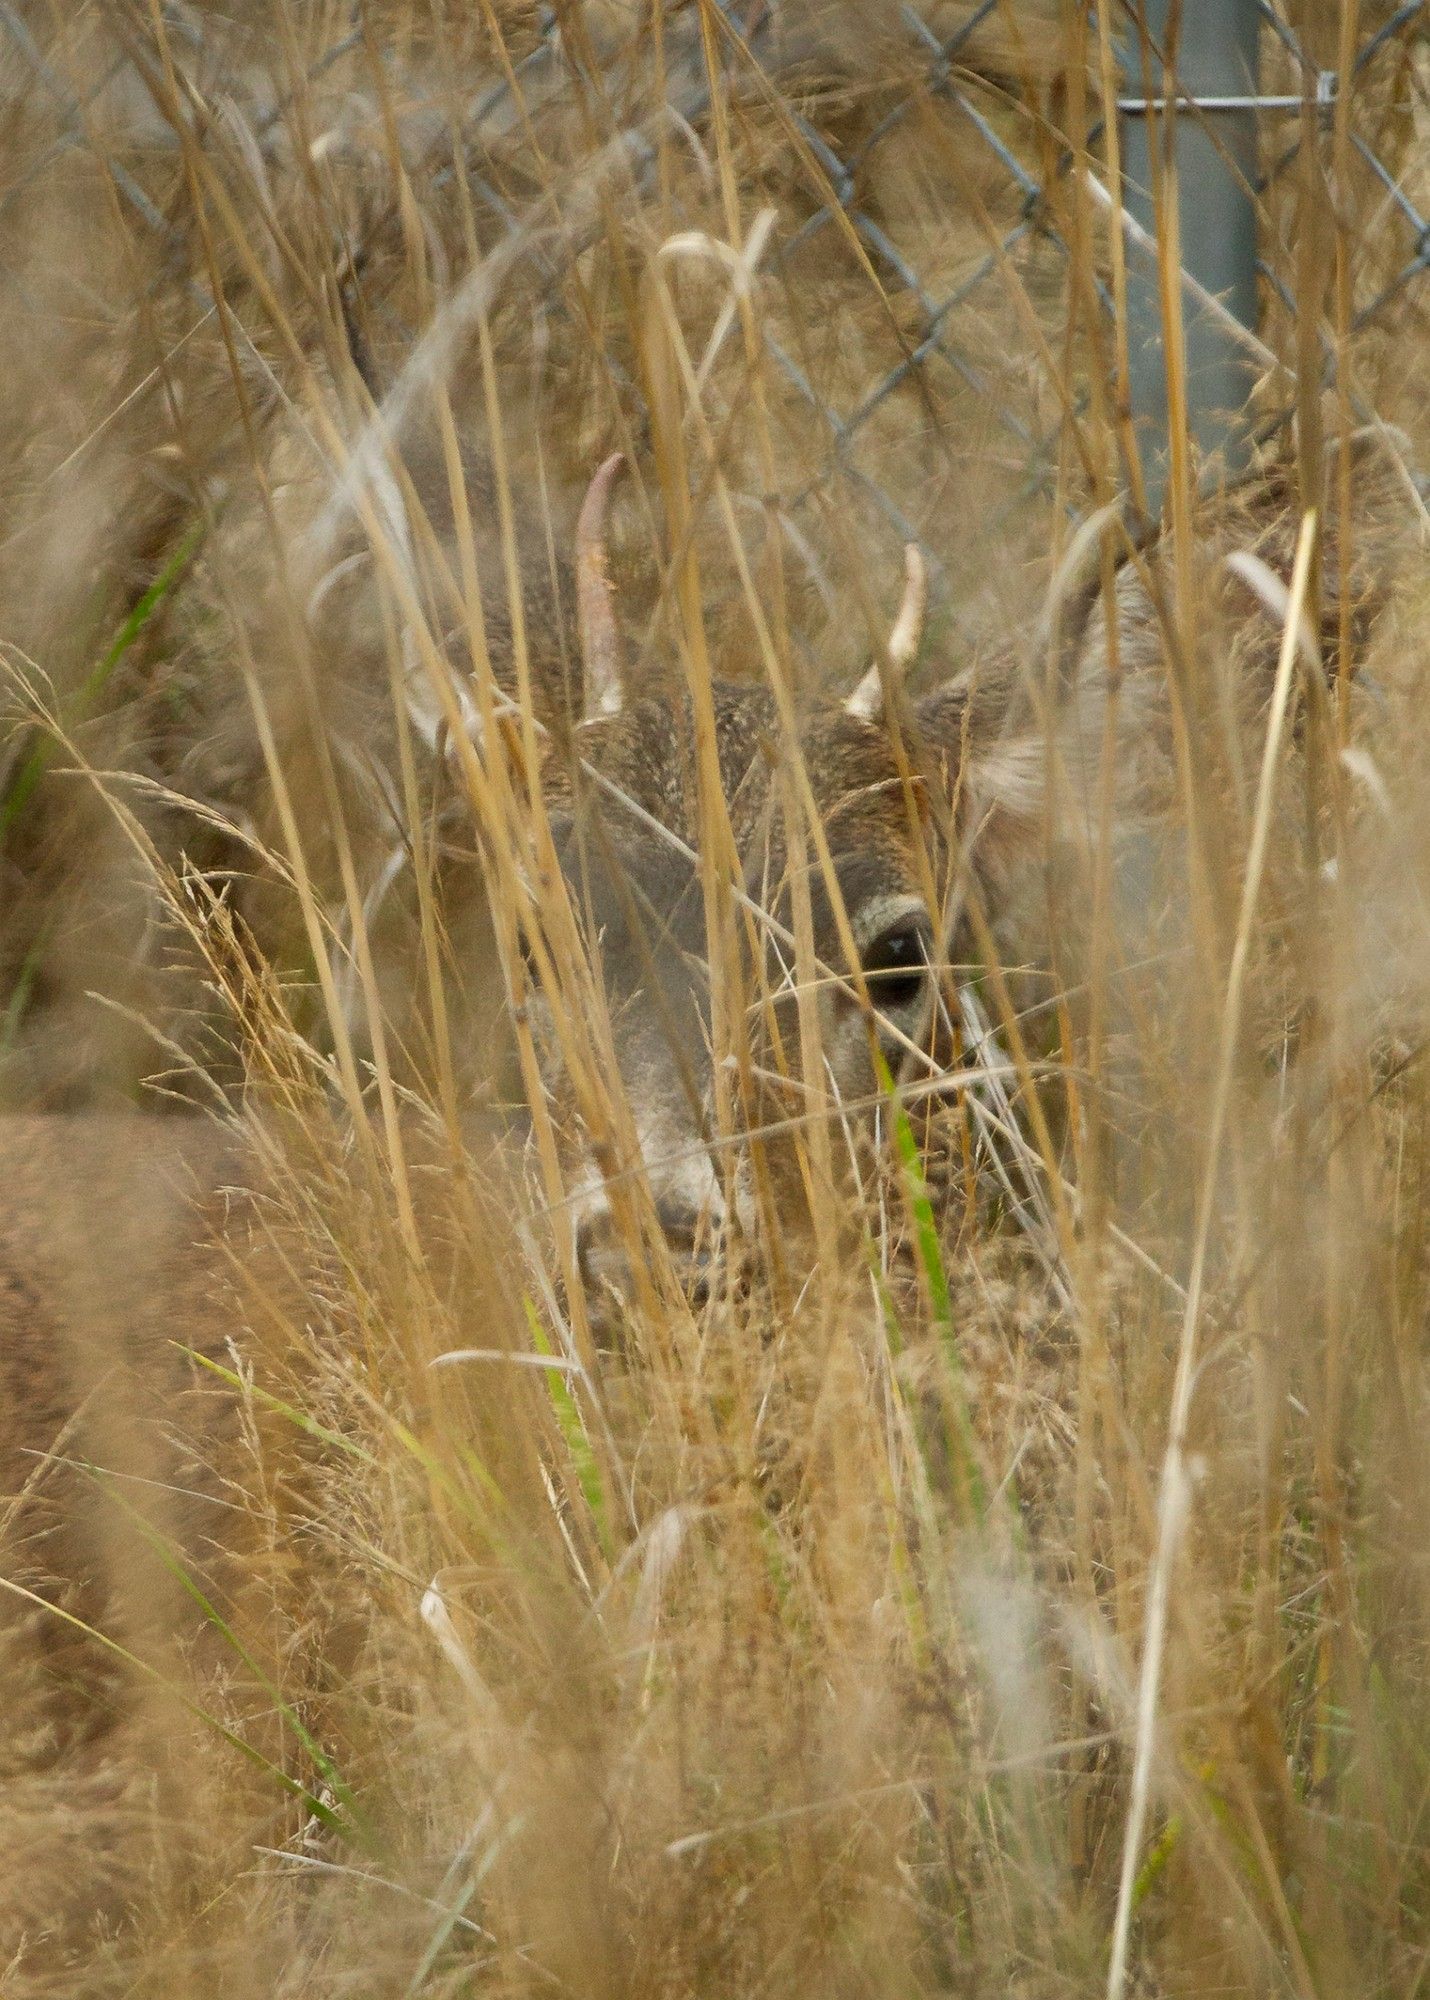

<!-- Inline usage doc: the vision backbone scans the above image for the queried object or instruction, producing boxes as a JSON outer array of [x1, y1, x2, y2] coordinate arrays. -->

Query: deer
[[430, 441, 1393, 1314], [490, 453, 1049, 1312]]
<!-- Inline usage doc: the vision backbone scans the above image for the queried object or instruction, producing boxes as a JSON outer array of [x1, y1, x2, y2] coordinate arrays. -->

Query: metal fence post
[[1119, 0, 1263, 502]]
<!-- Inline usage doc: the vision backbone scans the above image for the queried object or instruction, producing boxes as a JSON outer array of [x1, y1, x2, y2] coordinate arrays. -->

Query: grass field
[[1, 4, 1429, 1995]]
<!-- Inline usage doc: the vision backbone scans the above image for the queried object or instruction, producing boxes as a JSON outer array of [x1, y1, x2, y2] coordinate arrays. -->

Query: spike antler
[[845, 543, 928, 722], [576, 451, 627, 720]]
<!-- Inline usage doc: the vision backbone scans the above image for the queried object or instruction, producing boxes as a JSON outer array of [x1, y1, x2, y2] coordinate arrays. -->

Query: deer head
[[503, 456, 1047, 1314]]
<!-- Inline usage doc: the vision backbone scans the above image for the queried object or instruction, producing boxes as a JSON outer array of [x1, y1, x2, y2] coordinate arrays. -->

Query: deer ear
[[912, 679, 1049, 887]]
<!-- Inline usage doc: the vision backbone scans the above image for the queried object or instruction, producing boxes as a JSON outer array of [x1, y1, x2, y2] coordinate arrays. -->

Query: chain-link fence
[[5, 3, 1426, 548], [734, 0, 1430, 555]]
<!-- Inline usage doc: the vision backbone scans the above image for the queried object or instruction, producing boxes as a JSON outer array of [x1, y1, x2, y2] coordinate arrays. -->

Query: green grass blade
[[525, 1299, 614, 1561], [177, 1346, 377, 1465], [875, 1050, 987, 1528], [1, 522, 203, 837]]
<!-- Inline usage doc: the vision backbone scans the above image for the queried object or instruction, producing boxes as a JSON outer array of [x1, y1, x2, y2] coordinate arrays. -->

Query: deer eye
[[861, 917, 931, 1012]]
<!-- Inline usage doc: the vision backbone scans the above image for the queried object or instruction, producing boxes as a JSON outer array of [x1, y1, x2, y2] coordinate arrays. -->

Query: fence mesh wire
[[737, 0, 1430, 560], [0, 1, 1426, 608]]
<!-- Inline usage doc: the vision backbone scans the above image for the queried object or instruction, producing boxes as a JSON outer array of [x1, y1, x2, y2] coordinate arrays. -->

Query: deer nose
[[653, 1198, 715, 1307], [575, 1197, 715, 1315]]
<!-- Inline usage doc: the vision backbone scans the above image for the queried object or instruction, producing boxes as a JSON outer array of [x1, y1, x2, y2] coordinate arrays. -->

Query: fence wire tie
[[1117, 73, 1339, 118]]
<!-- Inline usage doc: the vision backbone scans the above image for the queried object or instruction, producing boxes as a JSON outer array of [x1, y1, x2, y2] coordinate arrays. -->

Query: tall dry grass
[[0, 2, 1428, 1995]]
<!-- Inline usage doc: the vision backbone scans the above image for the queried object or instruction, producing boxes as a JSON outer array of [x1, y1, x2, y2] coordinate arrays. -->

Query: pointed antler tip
[[576, 453, 628, 721]]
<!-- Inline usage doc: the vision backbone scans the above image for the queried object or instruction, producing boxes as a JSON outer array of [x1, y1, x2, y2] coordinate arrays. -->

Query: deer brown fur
[[0, 1117, 301, 1976]]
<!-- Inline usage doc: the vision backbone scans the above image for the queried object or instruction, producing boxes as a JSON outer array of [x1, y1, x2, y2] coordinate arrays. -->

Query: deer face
[[515, 460, 1037, 1312]]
